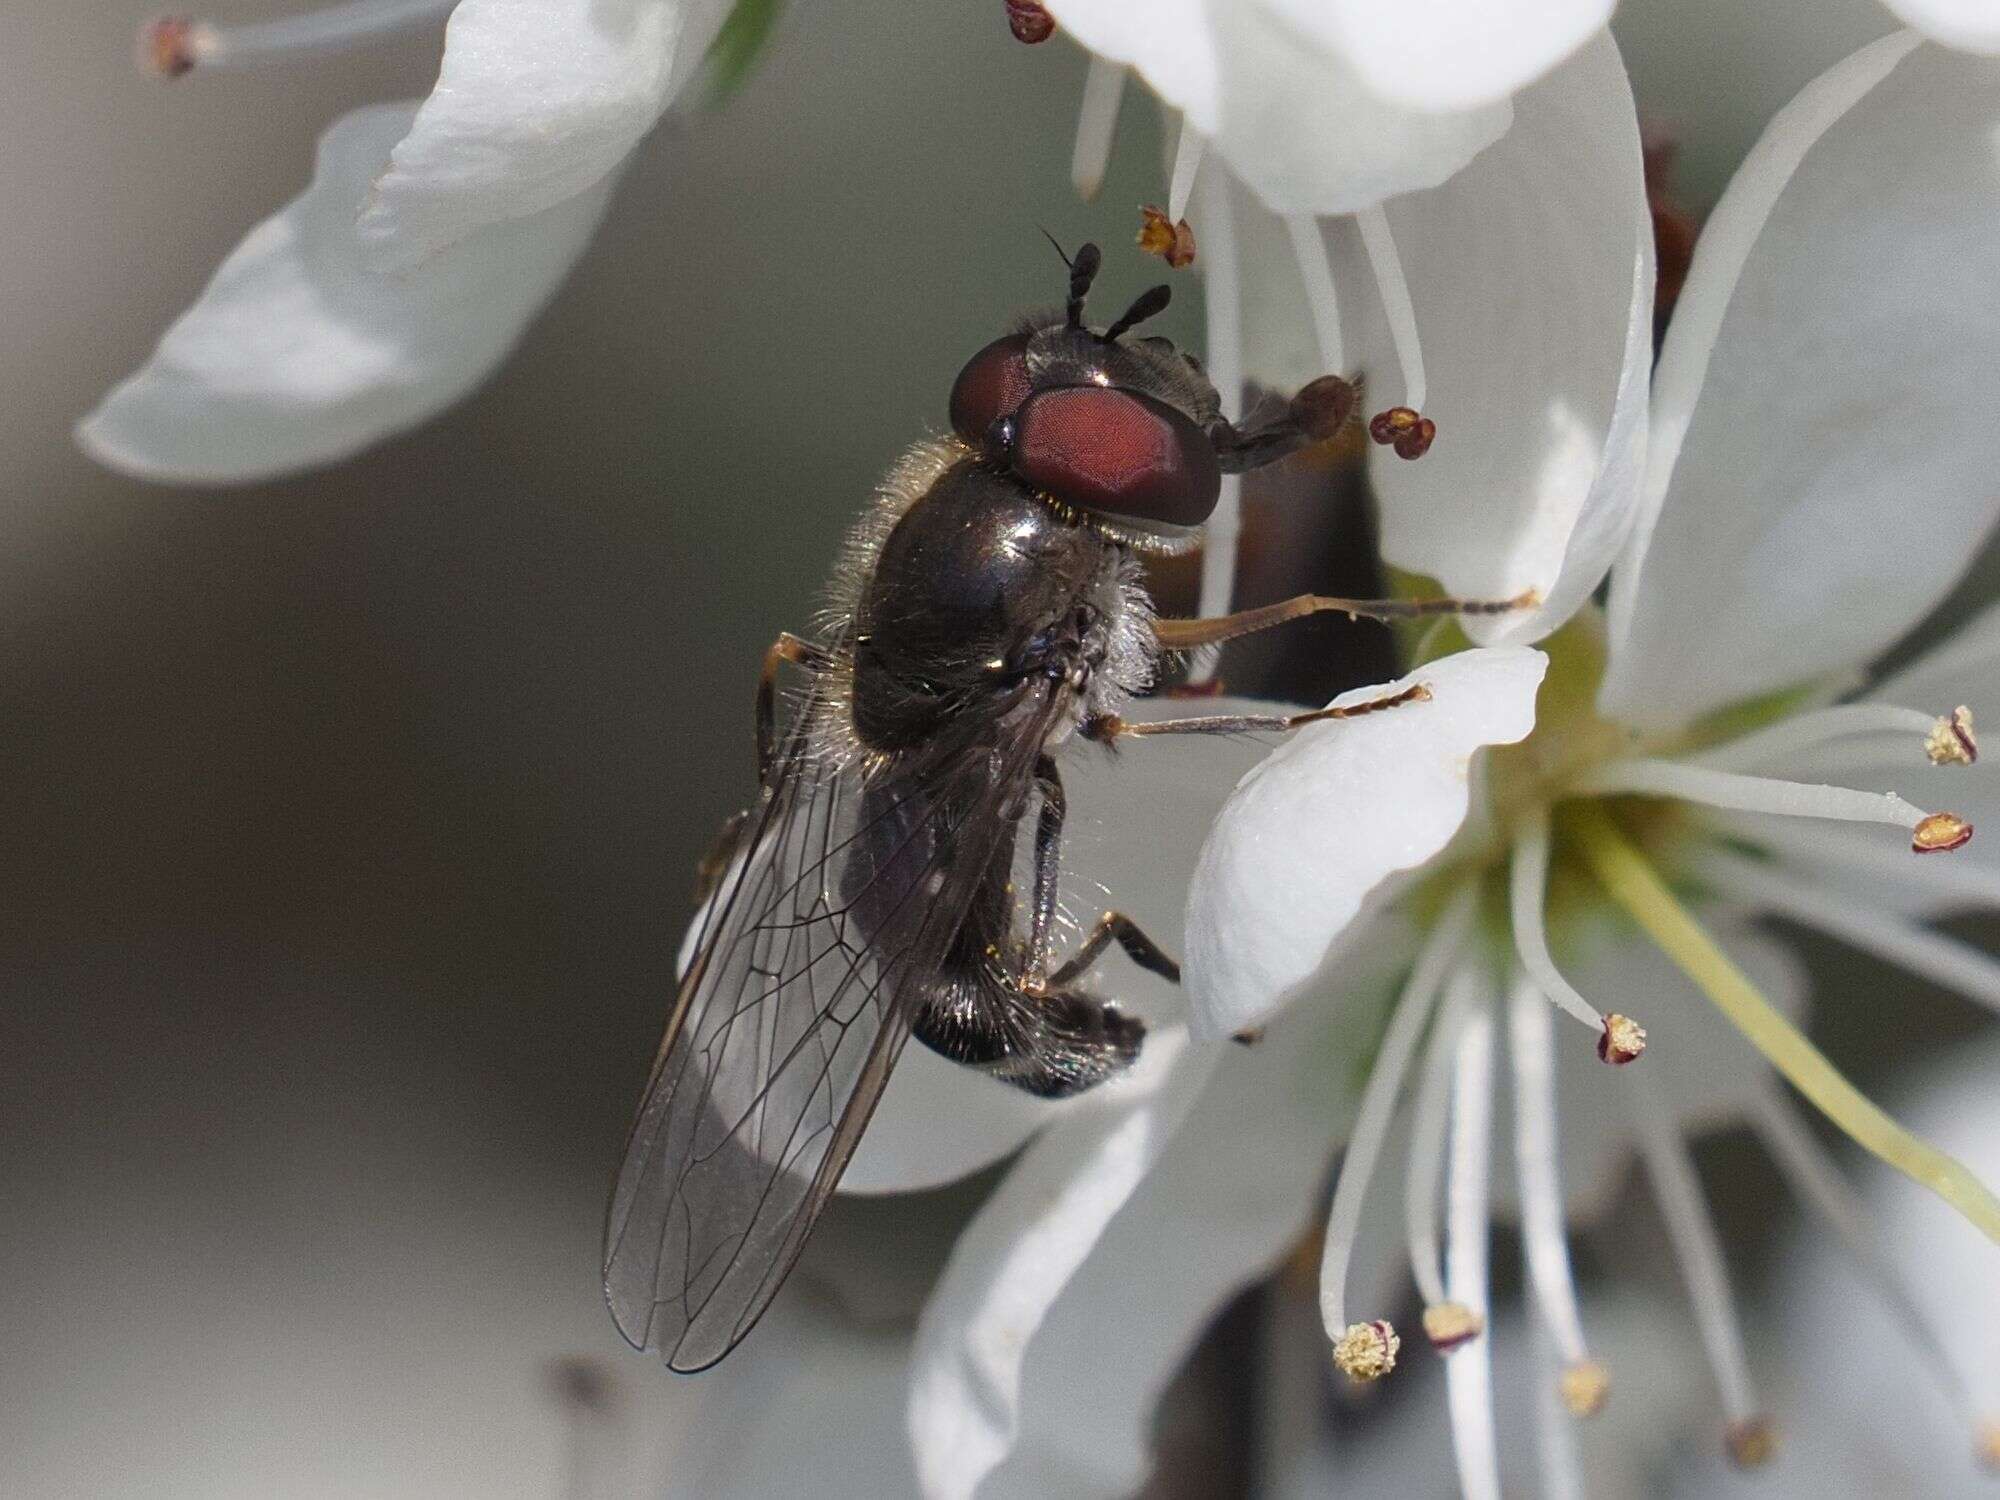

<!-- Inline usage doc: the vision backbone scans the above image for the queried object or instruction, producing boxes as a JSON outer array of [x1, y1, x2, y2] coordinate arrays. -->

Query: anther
[[1912, 812, 1974, 854], [1926, 705, 1978, 766], [1005, 0, 1056, 43], [1292, 374, 1359, 442], [1597, 1013, 1647, 1066], [1724, 1415, 1778, 1469], [1422, 1301, 1484, 1353], [1560, 1361, 1610, 1417], [1137, 206, 1196, 269], [1333, 1319, 1400, 1381], [142, 16, 201, 75], [1369, 406, 1436, 460], [1978, 1418, 2000, 1472]]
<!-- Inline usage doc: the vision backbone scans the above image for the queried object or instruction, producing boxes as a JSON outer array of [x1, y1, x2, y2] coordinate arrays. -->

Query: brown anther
[[1724, 1415, 1778, 1469], [1560, 1360, 1610, 1417], [1332, 1319, 1400, 1382], [1292, 374, 1360, 442], [1597, 1013, 1647, 1066], [1137, 205, 1197, 269], [1231, 1026, 1265, 1047], [1976, 1418, 2000, 1471], [1926, 705, 1978, 766], [1421, 1301, 1484, 1353], [1912, 812, 1974, 854], [142, 16, 199, 77], [1368, 406, 1436, 460], [1004, 0, 1056, 43]]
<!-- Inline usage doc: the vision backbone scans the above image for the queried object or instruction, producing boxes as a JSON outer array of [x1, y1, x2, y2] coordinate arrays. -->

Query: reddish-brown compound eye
[[1007, 385, 1221, 531], [948, 334, 1034, 445]]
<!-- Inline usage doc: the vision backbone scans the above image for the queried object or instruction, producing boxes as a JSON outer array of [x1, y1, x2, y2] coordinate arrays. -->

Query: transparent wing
[[603, 678, 1050, 1371]]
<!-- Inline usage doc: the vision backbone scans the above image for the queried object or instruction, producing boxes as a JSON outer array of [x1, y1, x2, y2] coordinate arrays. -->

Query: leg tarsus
[[1047, 910, 1181, 988], [1083, 681, 1431, 745], [1152, 589, 1537, 653]]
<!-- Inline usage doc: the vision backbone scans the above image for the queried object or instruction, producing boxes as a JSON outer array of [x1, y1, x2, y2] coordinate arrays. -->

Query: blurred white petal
[[984, 998, 1373, 1498], [1047, 0, 1510, 215], [1262, 0, 1610, 111], [1880, 0, 2000, 53], [1367, 33, 1653, 644], [907, 1029, 1218, 1500], [1604, 38, 2000, 729], [1185, 647, 1546, 1040], [78, 103, 608, 485], [357, 0, 729, 271]]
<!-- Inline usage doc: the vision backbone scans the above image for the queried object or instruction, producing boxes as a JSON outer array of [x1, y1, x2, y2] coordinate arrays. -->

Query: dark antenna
[[1103, 283, 1171, 341], [1065, 242, 1102, 328]]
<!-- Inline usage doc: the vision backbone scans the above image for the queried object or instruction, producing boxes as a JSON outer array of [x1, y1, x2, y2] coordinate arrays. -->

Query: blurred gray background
[[4, 0, 1988, 1496]]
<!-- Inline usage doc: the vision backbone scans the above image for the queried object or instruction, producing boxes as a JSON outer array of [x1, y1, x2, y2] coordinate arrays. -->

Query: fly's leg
[[1151, 589, 1537, 653], [696, 631, 829, 903], [1082, 682, 1433, 745], [756, 631, 831, 787], [1047, 910, 1180, 987]]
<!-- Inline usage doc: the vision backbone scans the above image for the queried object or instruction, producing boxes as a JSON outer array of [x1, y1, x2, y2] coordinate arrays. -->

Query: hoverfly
[[603, 242, 1520, 1371]]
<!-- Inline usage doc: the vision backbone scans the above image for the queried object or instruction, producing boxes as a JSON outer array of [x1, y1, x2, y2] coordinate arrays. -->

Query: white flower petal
[[1366, 33, 1653, 645], [356, 0, 728, 271], [77, 103, 608, 485], [1880, 0, 2000, 53], [981, 1001, 1366, 1499], [847, 696, 1273, 1195], [907, 1028, 1219, 1500], [1185, 647, 1547, 1040], [1261, 0, 1611, 112], [1046, 0, 1510, 216], [1603, 37, 2000, 730]]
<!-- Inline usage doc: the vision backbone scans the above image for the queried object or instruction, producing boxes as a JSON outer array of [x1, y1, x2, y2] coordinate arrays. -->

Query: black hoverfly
[[603, 243, 1521, 1371]]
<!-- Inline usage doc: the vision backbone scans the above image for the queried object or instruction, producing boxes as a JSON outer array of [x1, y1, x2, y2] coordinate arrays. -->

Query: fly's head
[[947, 241, 1231, 553]]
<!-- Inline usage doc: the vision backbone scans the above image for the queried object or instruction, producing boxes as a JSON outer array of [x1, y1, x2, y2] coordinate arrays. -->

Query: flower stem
[[1566, 801, 2000, 1247]]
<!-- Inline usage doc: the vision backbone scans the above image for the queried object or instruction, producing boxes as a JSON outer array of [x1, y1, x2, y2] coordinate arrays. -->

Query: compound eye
[[948, 333, 1034, 445], [1009, 385, 1221, 531]]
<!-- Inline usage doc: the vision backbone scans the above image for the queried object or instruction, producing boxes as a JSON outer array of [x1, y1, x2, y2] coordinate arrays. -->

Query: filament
[[1166, 120, 1206, 224], [1319, 884, 1478, 1336], [1633, 1074, 1759, 1423], [1750, 1088, 1979, 1427], [1189, 161, 1242, 678], [1705, 814, 2000, 912], [1532, 1315, 1586, 1500], [1356, 205, 1426, 411], [1570, 802, 2000, 1247], [1690, 703, 1945, 773], [1507, 971, 1592, 1368], [1069, 58, 1127, 202], [146, 0, 454, 72], [1406, 963, 1477, 1309], [1444, 993, 1500, 1500], [1570, 757, 1931, 830], [1509, 807, 1610, 1032], [1697, 850, 2000, 1018], [1283, 214, 1345, 374]]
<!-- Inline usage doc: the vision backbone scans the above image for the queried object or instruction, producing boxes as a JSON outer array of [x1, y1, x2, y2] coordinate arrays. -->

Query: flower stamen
[[1690, 702, 1955, 773], [1508, 974, 1606, 1409], [1356, 206, 1426, 411], [141, 0, 453, 75], [1187, 161, 1241, 678], [1444, 994, 1501, 1499], [1509, 808, 1625, 1042], [1571, 756, 1951, 838], [1633, 1074, 1763, 1437], [1318, 885, 1476, 1358], [1332, 1319, 1400, 1381], [1166, 120, 1205, 224], [1283, 215, 1345, 375], [1069, 58, 1127, 201], [1136, 206, 1196, 269], [1406, 966, 1476, 1315], [1571, 803, 2000, 1247]]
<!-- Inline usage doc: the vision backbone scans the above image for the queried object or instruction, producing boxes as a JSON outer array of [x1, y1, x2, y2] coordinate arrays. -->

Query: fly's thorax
[[848, 458, 1135, 753]]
